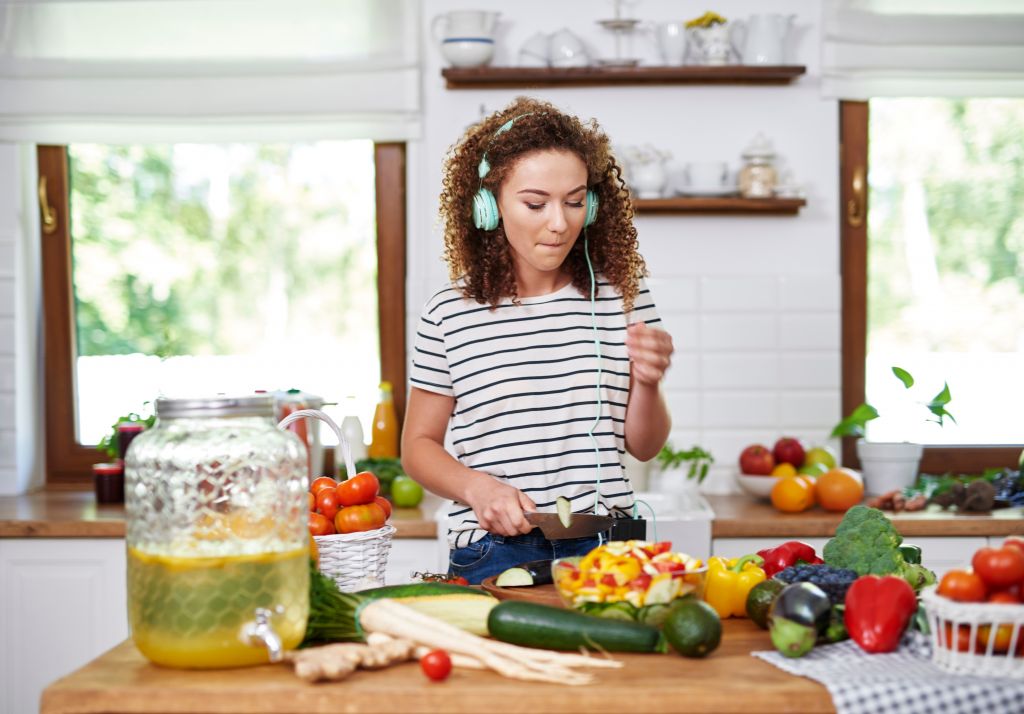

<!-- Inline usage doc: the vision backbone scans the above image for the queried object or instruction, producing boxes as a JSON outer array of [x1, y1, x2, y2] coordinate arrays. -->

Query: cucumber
[[356, 583, 488, 600], [556, 496, 573, 529], [495, 567, 534, 587], [577, 601, 639, 621], [488, 601, 666, 653]]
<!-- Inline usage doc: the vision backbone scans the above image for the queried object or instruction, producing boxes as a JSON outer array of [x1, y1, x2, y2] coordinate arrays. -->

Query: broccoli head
[[823, 506, 938, 590]]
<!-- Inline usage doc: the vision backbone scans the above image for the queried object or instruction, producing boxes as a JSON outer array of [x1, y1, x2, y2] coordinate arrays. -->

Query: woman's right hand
[[464, 473, 536, 536]]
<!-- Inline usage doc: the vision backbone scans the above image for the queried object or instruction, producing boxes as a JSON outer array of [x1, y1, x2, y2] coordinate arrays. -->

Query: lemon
[[771, 462, 797, 478]]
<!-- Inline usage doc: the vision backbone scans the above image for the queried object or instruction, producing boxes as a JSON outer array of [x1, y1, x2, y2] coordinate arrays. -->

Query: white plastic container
[[856, 440, 923, 495]]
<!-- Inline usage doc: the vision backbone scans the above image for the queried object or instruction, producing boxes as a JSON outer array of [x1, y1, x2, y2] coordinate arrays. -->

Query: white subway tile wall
[[0, 145, 19, 487]]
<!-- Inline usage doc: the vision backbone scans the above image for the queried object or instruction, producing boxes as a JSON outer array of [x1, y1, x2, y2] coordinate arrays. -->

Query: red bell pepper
[[756, 541, 824, 577], [844, 575, 918, 653]]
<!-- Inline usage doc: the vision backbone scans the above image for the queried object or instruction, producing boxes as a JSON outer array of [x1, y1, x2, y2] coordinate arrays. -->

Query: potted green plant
[[649, 443, 714, 509], [831, 366, 954, 495]]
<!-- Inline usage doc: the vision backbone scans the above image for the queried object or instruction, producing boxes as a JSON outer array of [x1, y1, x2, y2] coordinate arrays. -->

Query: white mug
[[686, 161, 730, 189], [654, 22, 688, 66]]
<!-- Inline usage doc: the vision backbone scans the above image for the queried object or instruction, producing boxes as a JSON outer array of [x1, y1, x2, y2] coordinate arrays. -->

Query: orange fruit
[[771, 475, 815, 513], [815, 467, 864, 512]]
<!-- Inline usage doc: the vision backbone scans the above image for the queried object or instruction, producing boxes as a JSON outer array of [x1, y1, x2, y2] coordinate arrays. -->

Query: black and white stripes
[[411, 278, 660, 548]]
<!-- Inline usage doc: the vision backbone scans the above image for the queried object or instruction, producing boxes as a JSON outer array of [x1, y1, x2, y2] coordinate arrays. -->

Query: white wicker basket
[[278, 409, 395, 593], [921, 585, 1024, 678], [314, 524, 397, 592]]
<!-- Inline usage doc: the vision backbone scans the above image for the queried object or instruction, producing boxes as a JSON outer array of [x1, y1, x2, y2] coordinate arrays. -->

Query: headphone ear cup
[[472, 188, 499, 231], [584, 189, 599, 227]]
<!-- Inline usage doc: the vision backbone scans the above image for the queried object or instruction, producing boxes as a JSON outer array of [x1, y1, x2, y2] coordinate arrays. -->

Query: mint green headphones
[[472, 114, 599, 231]]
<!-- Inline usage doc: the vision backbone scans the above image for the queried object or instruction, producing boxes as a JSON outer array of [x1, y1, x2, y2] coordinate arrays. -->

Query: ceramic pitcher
[[431, 10, 499, 44], [688, 22, 735, 66], [733, 13, 795, 65]]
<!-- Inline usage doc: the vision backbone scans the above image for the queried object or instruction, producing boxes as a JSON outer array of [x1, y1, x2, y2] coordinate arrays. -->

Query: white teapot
[[733, 13, 795, 65]]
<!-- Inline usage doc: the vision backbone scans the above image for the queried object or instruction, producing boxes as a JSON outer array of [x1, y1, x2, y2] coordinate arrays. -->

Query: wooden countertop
[[4, 491, 1020, 541], [706, 495, 1024, 538], [41, 620, 833, 714], [0, 491, 437, 539]]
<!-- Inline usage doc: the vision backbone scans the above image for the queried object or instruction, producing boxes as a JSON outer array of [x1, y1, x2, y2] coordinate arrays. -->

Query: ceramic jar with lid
[[124, 395, 309, 669], [738, 133, 778, 198]]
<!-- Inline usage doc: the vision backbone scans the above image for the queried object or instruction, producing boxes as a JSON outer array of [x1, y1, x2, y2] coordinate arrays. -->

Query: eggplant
[[515, 559, 554, 586], [768, 582, 831, 658], [494, 559, 555, 587]]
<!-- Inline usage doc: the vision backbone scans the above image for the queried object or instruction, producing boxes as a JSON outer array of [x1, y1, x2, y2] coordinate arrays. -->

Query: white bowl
[[441, 40, 495, 68], [735, 472, 779, 499]]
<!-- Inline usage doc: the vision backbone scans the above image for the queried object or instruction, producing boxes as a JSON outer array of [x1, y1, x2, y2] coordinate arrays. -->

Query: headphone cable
[[583, 230, 604, 522]]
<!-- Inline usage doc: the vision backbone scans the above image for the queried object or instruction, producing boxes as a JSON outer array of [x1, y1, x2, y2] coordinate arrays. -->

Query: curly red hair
[[439, 96, 647, 311]]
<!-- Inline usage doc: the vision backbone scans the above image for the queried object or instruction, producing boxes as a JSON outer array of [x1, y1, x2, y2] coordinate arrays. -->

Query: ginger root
[[286, 634, 415, 682]]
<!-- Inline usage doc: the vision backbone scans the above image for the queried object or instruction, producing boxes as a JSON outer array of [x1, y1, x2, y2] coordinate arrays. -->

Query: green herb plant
[[97, 406, 156, 459], [830, 366, 955, 439], [654, 443, 714, 485]]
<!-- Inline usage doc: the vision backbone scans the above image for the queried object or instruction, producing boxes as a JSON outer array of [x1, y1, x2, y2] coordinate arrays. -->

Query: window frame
[[839, 101, 1021, 474], [37, 142, 407, 487]]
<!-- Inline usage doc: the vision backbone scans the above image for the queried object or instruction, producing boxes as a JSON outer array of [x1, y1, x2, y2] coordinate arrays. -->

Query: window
[[840, 101, 1022, 473], [38, 143, 407, 486]]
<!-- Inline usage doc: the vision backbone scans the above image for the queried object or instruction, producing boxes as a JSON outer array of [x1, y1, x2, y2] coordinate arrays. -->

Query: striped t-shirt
[[410, 276, 661, 548]]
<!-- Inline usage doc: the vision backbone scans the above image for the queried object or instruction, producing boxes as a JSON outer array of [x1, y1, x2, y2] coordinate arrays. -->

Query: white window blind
[[0, 0, 421, 142], [823, 0, 1024, 99]]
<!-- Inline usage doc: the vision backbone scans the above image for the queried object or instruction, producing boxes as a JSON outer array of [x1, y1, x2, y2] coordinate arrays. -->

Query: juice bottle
[[368, 381, 398, 458]]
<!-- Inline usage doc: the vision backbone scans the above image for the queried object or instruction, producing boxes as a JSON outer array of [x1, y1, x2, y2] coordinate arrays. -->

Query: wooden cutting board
[[480, 577, 565, 608]]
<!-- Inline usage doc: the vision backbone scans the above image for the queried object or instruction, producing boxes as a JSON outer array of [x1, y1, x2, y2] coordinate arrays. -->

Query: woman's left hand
[[625, 322, 674, 387]]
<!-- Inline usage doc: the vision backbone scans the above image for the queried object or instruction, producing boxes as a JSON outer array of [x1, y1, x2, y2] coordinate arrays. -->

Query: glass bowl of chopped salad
[[552, 541, 706, 626]]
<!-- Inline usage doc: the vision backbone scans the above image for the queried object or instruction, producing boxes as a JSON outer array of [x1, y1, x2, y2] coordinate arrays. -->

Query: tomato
[[316, 489, 340, 521], [978, 623, 1014, 654], [336, 471, 380, 507], [972, 546, 1024, 589], [310, 476, 338, 495], [419, 649, 452, 681], [308, 512, 335, 536], [334, 502, 387, 534], [307, 491, 316, 511], [445, 576, 469, 586], [942, 623, 973, 653], [1002, 537, 1024, 556], [937, 569, 987, 602], [374, 496, 393, 520], [988, 587, 1021, 604], [643, 542, 672, 557], [652, 561, 687, 575], [629, 574, 652, 591]]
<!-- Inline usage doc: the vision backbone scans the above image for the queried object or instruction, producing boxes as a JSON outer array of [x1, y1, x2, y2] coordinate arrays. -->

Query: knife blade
[[525, 512, 616, 540]]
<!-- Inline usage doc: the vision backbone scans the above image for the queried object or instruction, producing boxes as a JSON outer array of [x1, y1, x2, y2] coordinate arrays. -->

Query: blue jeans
[[448, 529, 603, 585]]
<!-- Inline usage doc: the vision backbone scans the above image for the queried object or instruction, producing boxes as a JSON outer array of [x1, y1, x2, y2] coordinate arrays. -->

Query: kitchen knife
[[525, 512, 616, 540]]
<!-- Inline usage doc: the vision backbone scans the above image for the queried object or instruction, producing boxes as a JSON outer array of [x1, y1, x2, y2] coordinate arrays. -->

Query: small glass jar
[[738, 133, 778, 199], [125, 395, 309, 669], [93, 462, 124, 504]]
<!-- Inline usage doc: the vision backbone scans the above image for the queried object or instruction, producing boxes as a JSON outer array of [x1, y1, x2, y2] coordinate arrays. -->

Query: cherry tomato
[[445, 576, 469, 586], [310, 476, 338, 495], [336, 471, 380, 507], [334, 502, 387, 534], [942, 623, 973, 653], [420, 649, 452, 681], [972, 546, 1024, 589], [374, 496, 393, 520], [308, 512, 335, 536], [317, 489, 340, 521], [937, 569, 987, 602], [978, 623, 1014, 654]]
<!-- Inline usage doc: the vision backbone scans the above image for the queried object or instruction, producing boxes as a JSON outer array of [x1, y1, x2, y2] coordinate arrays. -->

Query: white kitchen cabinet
[[711, 536, 989, 578], [385, 538, 447, 585], [0, 538, 128, 714]]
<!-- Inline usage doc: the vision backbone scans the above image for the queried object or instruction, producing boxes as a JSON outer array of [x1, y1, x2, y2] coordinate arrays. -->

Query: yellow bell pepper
[[703, 554, 766, 618]]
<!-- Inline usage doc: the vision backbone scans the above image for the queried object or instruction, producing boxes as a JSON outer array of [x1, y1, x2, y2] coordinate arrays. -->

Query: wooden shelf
[[632, 196, 807, 215], [441, 65, 807, 89]]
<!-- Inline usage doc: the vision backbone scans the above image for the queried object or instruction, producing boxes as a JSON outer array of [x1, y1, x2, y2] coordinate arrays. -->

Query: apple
[[772, 437, 806, 468], [739, 444, 775, 475], [805, 446, 837, 470]]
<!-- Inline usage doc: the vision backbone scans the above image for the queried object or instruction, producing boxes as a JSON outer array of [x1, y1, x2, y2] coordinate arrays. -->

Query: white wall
[[0, 0, 842, 495], [411, 0, 841, 492]]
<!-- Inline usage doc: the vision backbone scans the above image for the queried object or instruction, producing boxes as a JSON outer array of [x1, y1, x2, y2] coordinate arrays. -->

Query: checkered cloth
[[753, 632, 1024, 714]]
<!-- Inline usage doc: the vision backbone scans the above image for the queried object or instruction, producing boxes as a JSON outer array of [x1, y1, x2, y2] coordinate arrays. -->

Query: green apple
[[804, 446, 837, 470], [390, 475, 424, 508], [798, 462, 829, 477]]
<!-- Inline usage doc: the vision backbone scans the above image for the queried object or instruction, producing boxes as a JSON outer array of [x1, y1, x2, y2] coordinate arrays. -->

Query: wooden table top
[[0, 491, 438, 539], [706, 495, 1024, 538], [41, 620, 834, 714]]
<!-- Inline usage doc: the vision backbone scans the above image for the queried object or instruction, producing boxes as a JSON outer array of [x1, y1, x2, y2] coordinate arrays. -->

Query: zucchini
[[488, 601, 666, 653], [356, 582, 484, 600], [495, 567, 534, 587], [556, 496, 573, 529]]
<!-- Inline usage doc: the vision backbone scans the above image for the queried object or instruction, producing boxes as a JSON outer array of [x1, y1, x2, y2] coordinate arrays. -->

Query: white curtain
[[822, 0, 1024, 98], [0, 0, 421, 142]]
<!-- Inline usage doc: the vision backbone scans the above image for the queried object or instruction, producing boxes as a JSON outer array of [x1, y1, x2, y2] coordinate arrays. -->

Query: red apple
[[739, 444, 775, 475], [772, 437, 806, 468]]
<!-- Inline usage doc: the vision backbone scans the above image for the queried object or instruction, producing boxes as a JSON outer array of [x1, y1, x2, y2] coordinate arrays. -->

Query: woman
[[401, 97, 675, 584]]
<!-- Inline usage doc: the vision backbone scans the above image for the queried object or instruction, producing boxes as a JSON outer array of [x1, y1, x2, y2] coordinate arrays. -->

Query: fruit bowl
[[552, 542, 707, 625], [736, 472, 778, 499]]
